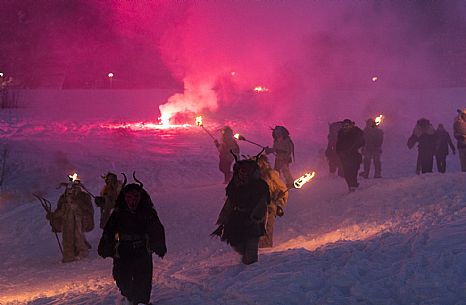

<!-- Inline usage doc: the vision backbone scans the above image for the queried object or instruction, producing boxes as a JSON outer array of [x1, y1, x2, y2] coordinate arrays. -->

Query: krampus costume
[[360, 118, 384, 178], [453, 109, 466, 172], [325, 121, 344, 177], [336, 119, 365, 192], [98, 173, 166, 305], [95, 172, 123, 229], [47, 180, 94, 263], [407, 118, 436, 174], [265, 126, 295, 187], [256, 155, 288, 248], [214, 126, 240, 183], [434, 124, 456, 173], [214, 152, 269, 264]]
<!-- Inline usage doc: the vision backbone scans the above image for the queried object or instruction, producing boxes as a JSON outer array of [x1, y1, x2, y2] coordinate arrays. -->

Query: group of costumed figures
[[36, 108, 466, 304], [39, 172, 166, 305]]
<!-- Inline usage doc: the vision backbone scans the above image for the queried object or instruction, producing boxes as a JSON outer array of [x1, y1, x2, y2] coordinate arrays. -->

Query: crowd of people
[[39, 108, 465, 304]]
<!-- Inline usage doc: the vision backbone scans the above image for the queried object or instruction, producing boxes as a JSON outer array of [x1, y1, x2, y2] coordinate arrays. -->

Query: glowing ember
[[293, 171, 316, 189], [254, 86, 269, 92], [375, 114, 383, 126], [371, 76, 378, 82], [68, 172, 79, 182], [195, 116, 203, 127]]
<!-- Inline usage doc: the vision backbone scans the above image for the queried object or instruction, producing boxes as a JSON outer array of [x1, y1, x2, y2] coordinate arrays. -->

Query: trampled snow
[[1, 89, 466, 305]]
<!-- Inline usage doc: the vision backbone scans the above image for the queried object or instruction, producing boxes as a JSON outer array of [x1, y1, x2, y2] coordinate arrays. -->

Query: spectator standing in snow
[[360, 118, 384, 178], [407, 118, 436, 174], [325, 121, 344, 177], [434, 124, 456, 173], [453, 109, 466, 172], [336, 119, 365, 192], [98, 175, 166, 305]]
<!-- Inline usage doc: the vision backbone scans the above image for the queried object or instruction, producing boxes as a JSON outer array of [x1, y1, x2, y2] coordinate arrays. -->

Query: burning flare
[[254, 86, 269, 92], [195, 116, 203, 127], [375, 114, 383, 126], [293, 171, 316, 189]]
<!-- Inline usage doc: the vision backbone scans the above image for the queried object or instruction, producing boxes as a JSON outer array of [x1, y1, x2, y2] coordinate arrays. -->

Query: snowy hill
[[1, 89, 465, 305]]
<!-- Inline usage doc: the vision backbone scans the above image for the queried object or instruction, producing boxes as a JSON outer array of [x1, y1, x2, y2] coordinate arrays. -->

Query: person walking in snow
[[256, 154, 288, 248], [325, 121, 344, 177], [94, 172, 123, 229], [214, 126, 240, 184], [434, 123, 456, 173], [98, 174, 166, 305], [336, 119, 365, 192], [407, 118, 437, 174], [453, 109, 466, 172], [213, 152, 269, 264], [359, 118, 384, 178], [47, 177, 94, 263], [265, 125, 295, 187]]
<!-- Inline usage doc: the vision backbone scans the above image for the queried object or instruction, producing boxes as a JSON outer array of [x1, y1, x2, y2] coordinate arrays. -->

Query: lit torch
[[374, 114, 383, 126], [234, 133, 265, 148], [195, 116, 216, 140], [292, 171, 316, 190], [68, 172, 79, 182]]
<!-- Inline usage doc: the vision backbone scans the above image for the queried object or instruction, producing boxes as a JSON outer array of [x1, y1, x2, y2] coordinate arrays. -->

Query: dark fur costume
[[98, 182, 166, 304]]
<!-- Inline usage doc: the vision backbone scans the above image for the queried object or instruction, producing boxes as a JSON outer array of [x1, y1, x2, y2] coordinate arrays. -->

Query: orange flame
[[293, 171, 316, 189], [68, 172, 79, 182], [195, 116, 203, 127], [234, 133, 240, 139], [254, 86, 269, 92], [375, 114, 383, 126]]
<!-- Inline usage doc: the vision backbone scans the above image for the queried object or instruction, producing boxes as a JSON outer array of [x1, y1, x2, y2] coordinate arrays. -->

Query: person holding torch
[[215, 126, 240, 184]]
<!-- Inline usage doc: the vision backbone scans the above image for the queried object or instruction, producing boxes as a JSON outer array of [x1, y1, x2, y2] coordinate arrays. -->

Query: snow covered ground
[[1, 89, 466, 305]]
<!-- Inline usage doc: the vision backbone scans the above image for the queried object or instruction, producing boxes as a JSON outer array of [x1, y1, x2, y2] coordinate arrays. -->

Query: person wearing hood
[[213, 155, 269, 265], [98, 175, 167, 305], [336, 119, 365, 192], [434, 123, 456, 173], [453, 109, 466, 172], [407, 118, 437, 174], [214, 126, 240, 184]]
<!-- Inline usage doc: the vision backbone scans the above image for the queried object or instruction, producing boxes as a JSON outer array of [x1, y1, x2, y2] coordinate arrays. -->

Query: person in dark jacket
[[336, 119, 365, 192], [98, 174, 166, 305], [434, 124, 456, 173], [407, 118, 437, 174], [453, 109, 466, 172], [325, 121, 344, 177], [213, 152, 269, 264], [360, 118, 384, 178]]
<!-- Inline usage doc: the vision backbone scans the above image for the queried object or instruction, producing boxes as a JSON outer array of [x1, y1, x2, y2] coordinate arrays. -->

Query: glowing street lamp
[[108, 72, 114, 89], [371, 76, 378, 82]]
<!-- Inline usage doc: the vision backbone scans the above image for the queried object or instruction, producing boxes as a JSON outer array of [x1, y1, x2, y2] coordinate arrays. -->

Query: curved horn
[[230, 150, 238, 162], [121, 173, 127, 188], [133, 171, 143, 188], [255, 148, 265, 162]]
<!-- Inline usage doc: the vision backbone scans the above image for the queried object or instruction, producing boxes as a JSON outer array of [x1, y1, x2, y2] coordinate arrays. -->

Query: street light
[[108, 72, 114, 89]]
